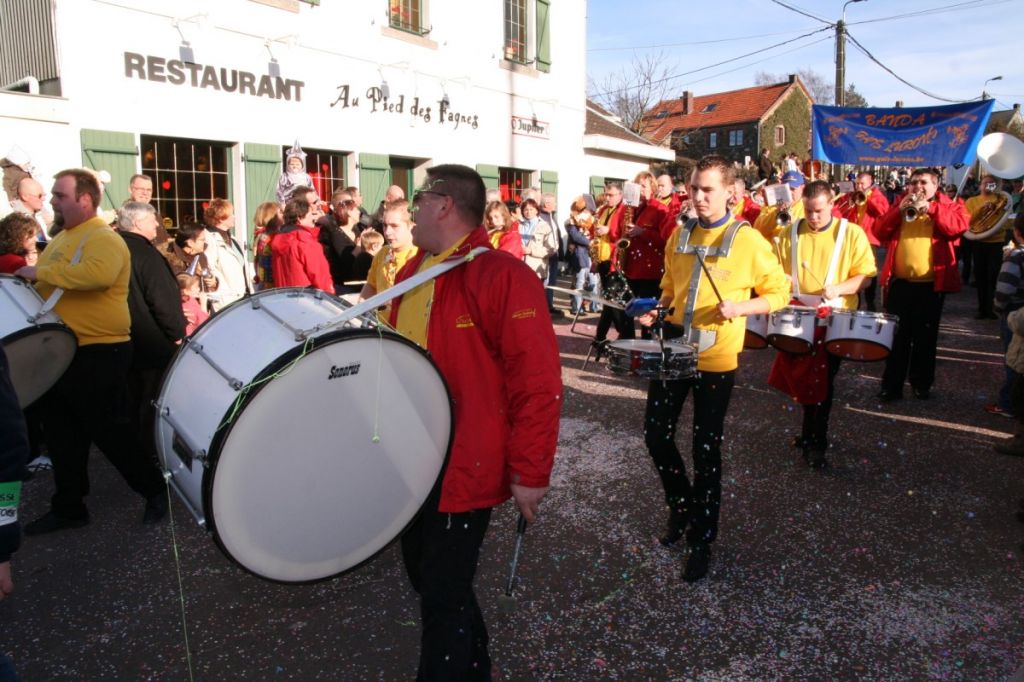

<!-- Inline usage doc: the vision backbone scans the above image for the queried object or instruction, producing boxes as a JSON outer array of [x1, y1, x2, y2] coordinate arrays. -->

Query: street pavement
[[2, 284, 1023, 681]]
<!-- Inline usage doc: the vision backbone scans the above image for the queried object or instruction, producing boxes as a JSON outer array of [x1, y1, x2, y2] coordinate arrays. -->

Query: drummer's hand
[[716, 299, 741, 320], [823, 284, 839, 301], [636, 312, 657, 327], [13, 266, 37, 282], [510, 483, 548, 523]]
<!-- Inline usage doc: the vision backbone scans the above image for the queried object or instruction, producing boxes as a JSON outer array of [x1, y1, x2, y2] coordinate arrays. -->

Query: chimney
[[1014, 103, 1021, 111], [895, 100, 904, 108], [788, 74, 797, 84], [681, 91, 693, 115]]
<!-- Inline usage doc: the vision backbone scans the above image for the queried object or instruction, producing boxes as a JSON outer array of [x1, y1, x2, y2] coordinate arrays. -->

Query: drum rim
[[2, 323, 78, 408], [824, 338, 891, 362], [198, 325, 455, 585]]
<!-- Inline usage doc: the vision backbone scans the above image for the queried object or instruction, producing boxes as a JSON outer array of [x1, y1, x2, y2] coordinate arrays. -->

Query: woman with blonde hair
[[203, 198, 249, 311], [251, 201, 282, 290], [518, 197, 556, 279], [484, 200, 523, 259]]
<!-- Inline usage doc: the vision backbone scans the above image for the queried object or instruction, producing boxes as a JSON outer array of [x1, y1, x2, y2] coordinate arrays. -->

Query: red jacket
[[734, 197, 762, 226], [835, 186, 890, 246], [875, 191, 969, 295], [0, 253, 27, 274], [270, 223, 335, 294], [389, 227, 562, 513], [624, 196, 678, 281], [493, 228, 524, 260]]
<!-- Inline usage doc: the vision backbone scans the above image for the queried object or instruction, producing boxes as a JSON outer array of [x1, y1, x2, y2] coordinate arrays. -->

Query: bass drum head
[[3, 324, 77, 408], [205, 328, 452, 583]]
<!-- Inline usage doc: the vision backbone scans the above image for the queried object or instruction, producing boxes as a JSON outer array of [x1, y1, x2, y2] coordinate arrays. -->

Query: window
[[729, 130, 744, 146], [498, 167, 533, 205], [503, 0, 551, 72], [774, 125, 786, 146], [141, 135, 231, 228], [654, 111, 669, 119], [389, 0, 427, 35], [708, 132, 718, 148], [282, 146, 348, 202], [701, 103, 718, 113]]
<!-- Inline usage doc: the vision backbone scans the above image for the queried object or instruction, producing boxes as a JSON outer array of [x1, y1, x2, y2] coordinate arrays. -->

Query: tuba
[[964, 132, 1024, 240], [964, 190, 1011, 241]]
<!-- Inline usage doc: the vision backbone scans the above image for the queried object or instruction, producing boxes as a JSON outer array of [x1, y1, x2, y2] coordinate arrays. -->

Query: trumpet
[[854, 190, 867, 205], [776, 204, 792, 227], [902, 192, 927, 222]]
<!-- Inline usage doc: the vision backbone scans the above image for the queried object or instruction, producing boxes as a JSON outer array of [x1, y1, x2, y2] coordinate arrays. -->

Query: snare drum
[[744, 313, 769, 350], [767, 306, 818, 355], [0, 274, 77, 407], [154, 288, 451, 583], [607, 339, 697, 381], [825, 310, 898, 361]]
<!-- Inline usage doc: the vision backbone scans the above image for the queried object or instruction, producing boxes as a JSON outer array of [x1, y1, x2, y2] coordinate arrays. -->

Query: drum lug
[[184, 337, 244, 391]]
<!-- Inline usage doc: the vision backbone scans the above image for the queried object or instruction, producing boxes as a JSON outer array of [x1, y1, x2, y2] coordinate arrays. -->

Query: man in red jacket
[[390, 164, 562, 680], [835, 171, 890, 311], [270, 194, 335, 294], [875, 168, 969, 401]]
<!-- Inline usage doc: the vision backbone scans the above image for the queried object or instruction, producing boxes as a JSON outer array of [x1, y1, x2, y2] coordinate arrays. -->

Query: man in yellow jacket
[[14, 169, 167, 535], [635, 155, 790, 583]]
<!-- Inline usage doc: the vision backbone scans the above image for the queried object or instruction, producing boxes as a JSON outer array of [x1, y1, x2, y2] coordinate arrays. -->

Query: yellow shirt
[[753, 201, 806, 242], [367, 244, 418, 323], [394, 236, 468, 349], [965, 194, 1008, 244], [894, 214, 934, 282], [775, 218, 877, 310], [661, 217, 791, 372], [35, 216, 131, 346]]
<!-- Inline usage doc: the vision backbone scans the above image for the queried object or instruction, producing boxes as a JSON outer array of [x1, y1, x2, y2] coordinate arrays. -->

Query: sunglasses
[[336, 199, 357, 208]]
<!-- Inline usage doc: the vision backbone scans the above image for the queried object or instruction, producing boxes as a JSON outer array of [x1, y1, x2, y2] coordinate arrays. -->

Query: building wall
[[1, 0, 663, 246], [759, 87, 813, 164], [670, 122, 759, 165]]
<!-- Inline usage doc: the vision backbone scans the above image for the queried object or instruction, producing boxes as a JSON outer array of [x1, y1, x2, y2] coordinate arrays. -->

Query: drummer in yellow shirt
[[769, 180, 876, 468], [360, 199, 419, 323], [634, 155, 790, 583], [754, 170, 806, 242]]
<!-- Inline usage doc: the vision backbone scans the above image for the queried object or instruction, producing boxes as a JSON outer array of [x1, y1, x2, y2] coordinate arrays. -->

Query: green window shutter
[[589, 176, 605, 197], [243, 142, 281, 249], [535, 0, 551, 73], [540, 169, 558, 196], [80, 129, 137, 210], [476, 164, 499, 190], [359, 153, 391, 211]]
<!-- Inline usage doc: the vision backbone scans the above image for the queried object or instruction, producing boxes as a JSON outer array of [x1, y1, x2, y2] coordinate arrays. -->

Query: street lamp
[[836, 0, 868, 106], [982, 76, 1003, 101]]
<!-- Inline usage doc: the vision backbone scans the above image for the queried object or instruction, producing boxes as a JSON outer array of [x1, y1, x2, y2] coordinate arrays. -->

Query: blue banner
[[811, 100, 994, 167]]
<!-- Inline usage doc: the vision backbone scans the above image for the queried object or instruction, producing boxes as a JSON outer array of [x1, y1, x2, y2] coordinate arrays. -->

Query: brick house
[[641, 75, 813, 172]]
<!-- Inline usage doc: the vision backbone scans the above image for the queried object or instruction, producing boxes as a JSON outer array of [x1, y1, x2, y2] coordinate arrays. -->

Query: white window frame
[[708, 132, 718, 149]]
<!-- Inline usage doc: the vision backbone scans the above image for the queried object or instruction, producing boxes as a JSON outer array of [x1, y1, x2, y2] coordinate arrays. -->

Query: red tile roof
[[642, 80, 805, 144]]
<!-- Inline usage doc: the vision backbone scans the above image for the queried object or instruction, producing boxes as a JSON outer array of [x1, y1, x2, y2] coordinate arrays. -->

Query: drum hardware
[[183, 336, 244, 390], [498, 513, 528, 613]]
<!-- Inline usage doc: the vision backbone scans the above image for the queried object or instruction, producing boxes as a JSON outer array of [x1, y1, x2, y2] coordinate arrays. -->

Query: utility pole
[[834, 19, 846, 107]]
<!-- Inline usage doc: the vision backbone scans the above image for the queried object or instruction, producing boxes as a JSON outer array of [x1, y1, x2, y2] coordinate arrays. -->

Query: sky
[[586, 0, 1023, 114]]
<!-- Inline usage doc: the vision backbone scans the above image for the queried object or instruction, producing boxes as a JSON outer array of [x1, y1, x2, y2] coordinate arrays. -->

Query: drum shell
[[744, 313, 769, 350], [154, 288, 453, 583], [607, 339, 697, 380], [825, 310, 898, 362], [0, 274, 77, 408], [768, 306, 817, 355]]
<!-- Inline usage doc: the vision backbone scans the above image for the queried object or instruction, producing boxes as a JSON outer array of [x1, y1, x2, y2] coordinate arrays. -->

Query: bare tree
[[588, 52, 678, 134], [754, 68, 833, 104]]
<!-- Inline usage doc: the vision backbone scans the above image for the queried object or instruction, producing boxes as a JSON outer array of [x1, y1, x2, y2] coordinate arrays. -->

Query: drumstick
[[800, 261, 829, 298], [497, 513, 528, 614], [692, 249, 723, 304]]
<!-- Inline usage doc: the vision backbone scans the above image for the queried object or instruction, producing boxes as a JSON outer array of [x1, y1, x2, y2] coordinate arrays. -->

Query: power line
[[848, 0, 1011, 25], [681, 36, 834, 88], [587, 27, 823, 52], [589, 26, 833, 100], [768, 0, 832, 25], [845, 31, 970, 103]]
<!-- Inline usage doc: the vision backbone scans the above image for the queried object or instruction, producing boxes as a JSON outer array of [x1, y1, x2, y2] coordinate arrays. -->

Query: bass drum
[[154, 288, 452, 583], [0, 274, 77, 408]]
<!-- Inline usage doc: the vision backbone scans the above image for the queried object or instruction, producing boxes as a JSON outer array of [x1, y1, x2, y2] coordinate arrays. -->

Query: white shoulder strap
[[789, 219, 801, 297], [823, 219, 848, 287], [32, 228, 95, 321]]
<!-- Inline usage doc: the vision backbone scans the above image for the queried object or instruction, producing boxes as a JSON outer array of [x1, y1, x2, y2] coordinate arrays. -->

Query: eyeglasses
[[336, 199, 356, 208]]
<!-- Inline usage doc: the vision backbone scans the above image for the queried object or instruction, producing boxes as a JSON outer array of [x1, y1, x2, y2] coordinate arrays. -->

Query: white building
[[1, 0, 671, 246]]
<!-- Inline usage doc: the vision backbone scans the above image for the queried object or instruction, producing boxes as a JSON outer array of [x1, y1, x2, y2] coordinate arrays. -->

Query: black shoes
[[877, 389, 902, 403], [24, 510, 90, 536], [912, 387, 931, 400], [682, 543, 711, 583], [143, 493, 169, 525], [590, 339, 610, 362], [659, 508, 688, 547]]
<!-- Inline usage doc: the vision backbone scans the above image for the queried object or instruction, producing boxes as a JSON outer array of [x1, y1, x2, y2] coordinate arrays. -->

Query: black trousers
[[973, 241, 1004, 316], [882, 279, 945, 394], [959, 238, 974, 284], [644, 369, 735, 546], [40, 342, 165, 518], [801, 354, 842, 449], [861, 245, 886, 312], [401, 500, 493, 681], [124, 364, 169, 467], [595, 261, 634, 342]]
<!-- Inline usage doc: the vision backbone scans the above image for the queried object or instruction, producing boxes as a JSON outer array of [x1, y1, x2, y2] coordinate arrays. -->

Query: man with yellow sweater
[[768, 181, 876, 468], [14, 169, 167, 535], [753, 170, 806, 242], [636, 155, 790, 583]]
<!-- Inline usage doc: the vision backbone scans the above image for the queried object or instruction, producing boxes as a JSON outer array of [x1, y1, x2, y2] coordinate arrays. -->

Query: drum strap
[[675, 218, 746, 353], [790, 218, 847, 308], [32, 229, 94, 322], [306, 246, 491, 337]]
